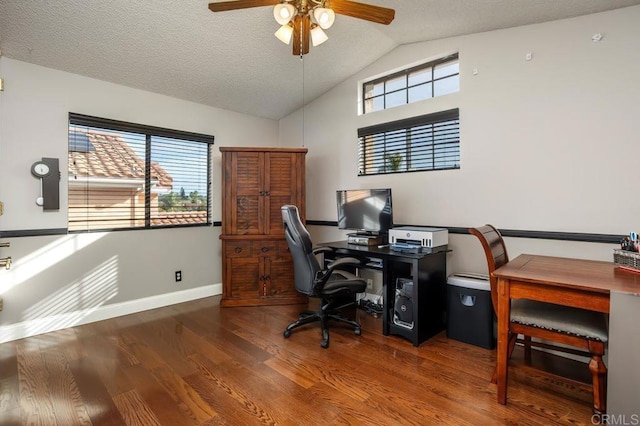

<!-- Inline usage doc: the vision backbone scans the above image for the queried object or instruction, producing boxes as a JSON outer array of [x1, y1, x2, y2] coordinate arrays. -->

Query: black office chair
[[281, 205, 367, 348]]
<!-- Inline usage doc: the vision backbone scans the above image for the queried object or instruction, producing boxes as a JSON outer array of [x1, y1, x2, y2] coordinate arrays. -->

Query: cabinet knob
[[261, 246, 269, 253], [234, 246, 243, 253]]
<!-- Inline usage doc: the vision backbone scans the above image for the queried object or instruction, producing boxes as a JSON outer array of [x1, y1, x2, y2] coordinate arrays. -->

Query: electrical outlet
[[175, 271, 182, 282], [366, 278, 373, 290]]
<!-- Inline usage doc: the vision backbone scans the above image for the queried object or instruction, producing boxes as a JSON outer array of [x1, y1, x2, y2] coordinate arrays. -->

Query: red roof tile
[[69, 128, 173, 189], [151, 211, 208, 226]]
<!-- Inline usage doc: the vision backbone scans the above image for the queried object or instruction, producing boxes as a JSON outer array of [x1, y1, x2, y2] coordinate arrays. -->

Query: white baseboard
[[0, 283, 222, 344]]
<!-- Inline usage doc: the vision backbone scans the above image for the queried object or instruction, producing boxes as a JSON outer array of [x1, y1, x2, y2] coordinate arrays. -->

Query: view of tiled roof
[[68, 128, 173, 189], [151, 211, 208, 226]]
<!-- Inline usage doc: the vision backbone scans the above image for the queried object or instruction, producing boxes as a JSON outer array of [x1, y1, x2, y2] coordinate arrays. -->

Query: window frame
[[68, 113, 214, 233], [362, 53, 459, 114], [357, 108, 460, 176]]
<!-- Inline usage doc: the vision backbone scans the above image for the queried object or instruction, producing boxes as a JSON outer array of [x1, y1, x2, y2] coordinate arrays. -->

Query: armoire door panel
[[227, 257, 260, 299], [232, 152, 264, 234], [268, 255, 297, 297], [266, 153, 295, 195], [235, 196, 261, 234]]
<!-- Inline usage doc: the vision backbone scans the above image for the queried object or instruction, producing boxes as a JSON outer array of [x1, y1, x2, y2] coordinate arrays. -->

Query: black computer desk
[[319, 241, 449, 347]]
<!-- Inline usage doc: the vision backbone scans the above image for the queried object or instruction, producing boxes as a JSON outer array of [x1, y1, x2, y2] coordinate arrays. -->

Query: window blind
[[357, 108, 460, 176], [68, 113, 213, 232]]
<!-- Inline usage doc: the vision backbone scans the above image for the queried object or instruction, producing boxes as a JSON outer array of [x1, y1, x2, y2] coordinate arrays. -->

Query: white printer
[[389, 226, 448, 253]]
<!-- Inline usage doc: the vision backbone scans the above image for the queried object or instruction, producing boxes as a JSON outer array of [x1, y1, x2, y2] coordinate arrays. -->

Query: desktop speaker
[[393, 278, 414, 329]]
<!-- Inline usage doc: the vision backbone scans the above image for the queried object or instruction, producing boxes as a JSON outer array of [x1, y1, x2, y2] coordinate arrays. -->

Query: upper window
[[363, 54, 459, 114], [68, 113, 213, 232], [357, 108, 460, 176]]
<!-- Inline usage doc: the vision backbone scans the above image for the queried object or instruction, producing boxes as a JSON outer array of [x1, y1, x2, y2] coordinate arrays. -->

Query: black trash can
[[446, 273, 495, 349]]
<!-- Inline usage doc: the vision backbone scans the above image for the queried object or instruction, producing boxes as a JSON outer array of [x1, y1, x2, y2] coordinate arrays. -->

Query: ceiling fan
[[208, 0, 395, 56]]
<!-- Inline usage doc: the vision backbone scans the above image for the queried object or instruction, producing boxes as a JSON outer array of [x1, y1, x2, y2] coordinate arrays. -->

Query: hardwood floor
[[0, 296, 596, 425]]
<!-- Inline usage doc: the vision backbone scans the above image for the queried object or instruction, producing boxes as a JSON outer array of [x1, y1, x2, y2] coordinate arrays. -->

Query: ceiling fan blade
[[208, 0, 280, 13], [328, 0, 395, 25], [292, 15, 310, 56]]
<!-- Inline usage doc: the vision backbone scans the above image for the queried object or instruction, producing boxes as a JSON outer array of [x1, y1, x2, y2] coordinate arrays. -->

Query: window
[[357, 108, 459, 176], [68, 113, 213, 232], [363, 54, 459, 114]]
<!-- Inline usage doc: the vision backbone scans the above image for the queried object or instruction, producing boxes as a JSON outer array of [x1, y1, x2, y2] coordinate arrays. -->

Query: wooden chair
[[469, 225, 608, 415]]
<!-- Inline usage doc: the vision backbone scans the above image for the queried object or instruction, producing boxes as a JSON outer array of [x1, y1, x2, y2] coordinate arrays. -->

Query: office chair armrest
[[312, 246, 334, 255], [327, 256, 364, 271]]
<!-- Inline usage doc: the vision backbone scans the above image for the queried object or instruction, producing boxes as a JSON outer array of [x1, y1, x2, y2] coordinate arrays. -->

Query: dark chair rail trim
[[1, 222, 223, 238], [305, 220, 622, 244], [1, 222, 620, 243]]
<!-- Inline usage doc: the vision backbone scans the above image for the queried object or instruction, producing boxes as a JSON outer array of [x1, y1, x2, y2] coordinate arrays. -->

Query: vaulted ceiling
[[2, 0, 639, 120]]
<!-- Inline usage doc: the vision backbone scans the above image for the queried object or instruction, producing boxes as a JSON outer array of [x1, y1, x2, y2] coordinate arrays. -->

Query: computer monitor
[[336, 188, 393, 234]]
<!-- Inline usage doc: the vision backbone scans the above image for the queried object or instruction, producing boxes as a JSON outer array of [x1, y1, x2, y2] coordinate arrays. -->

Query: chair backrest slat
[[469, 224, 509, 314]]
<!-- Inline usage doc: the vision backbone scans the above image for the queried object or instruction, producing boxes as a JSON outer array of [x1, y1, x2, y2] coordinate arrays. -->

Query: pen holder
[[613, 249, 640, 273]]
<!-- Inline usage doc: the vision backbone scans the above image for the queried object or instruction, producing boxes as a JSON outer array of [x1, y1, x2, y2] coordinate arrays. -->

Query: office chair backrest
[[468, 225, 509, 314], [281, 205, 322, 296]]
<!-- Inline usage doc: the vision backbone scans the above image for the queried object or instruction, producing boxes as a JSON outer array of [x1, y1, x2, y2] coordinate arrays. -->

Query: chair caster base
[[355, 327, 361, 336], [284, 329, 291, 338], [321, 340, 329, 349]]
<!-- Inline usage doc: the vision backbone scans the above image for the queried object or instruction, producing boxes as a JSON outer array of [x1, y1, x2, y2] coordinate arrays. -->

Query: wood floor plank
[[0, 341, 21, 425], [68, 357, 127, 426], [187, 353, 281, 424], [15, 340, 57, 425], [40, 347, 92, 425], [1, 296, 597, 425], [149, 363, 217, 424], [112, 389, 162, 426], [120, 363, 198, 426]]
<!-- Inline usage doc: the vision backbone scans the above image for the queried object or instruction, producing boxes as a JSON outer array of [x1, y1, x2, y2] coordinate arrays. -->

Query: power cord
[[358, 299, 383, 317]]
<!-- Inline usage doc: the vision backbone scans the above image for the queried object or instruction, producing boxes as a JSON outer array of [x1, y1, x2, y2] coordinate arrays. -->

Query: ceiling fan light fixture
[[310, 25, 328, 46], [274, 3, 296, 25], [313, 7, 335, 29], [274, 23, 294, 44]]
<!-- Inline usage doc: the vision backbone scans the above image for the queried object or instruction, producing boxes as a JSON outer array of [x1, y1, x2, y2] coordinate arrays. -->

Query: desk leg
[[496, 277, 510, 405], [382, 266, 390, 336]]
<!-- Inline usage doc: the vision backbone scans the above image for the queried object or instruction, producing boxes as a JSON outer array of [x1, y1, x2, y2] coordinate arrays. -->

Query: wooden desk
[[492, 254, 640, 410]]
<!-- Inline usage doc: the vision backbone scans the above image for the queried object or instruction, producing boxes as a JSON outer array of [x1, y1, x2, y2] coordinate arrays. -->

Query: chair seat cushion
[[322, 272, 367, 296], [511, 299, 608, 342]]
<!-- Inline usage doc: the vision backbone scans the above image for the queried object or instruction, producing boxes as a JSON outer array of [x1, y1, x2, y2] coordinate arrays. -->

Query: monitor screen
[[336, 188, 393, 233]]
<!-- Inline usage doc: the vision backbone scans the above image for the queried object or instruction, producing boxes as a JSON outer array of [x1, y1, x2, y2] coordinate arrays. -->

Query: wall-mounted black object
[[31, 157, 60, 211]]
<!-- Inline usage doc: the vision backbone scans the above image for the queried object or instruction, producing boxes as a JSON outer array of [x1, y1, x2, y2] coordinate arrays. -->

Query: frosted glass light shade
[[274, 3, 296, 25], [310, 26, 328, 46], [275, 24, 294, 44], [313, 7, 335, 29]]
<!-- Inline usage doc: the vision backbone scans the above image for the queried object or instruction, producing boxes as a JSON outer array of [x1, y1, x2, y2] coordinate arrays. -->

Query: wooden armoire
[[219, 147, 308, 307]]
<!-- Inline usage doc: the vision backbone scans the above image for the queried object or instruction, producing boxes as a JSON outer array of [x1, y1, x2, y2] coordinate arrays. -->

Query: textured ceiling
[[1, 0, 640, 120]]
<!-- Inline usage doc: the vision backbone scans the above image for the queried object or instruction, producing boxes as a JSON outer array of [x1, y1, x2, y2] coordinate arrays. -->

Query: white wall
[[0, 58, 279, 342], [282, 6, 640, 275]]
